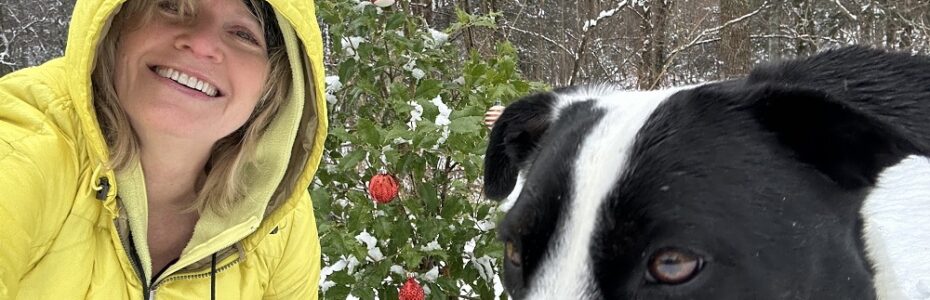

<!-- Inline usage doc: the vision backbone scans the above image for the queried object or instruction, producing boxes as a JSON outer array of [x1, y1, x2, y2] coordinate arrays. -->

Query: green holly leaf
[[326, 284, 351, 299], [449, 116, 484, 134], [356, 119, 382, 146], [415, 79, 443, 99], [386, 12, 406, 30], [337, 148, 366, 172], [311, 187, 332, 217]]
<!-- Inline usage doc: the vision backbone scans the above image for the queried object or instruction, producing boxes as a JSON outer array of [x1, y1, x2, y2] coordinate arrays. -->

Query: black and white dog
[[484, 46, 930, 299]]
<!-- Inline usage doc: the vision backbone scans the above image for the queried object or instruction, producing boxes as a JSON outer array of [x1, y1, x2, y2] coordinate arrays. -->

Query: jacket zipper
[[148, 256, 242, 299], [115, 219, 150, 300]]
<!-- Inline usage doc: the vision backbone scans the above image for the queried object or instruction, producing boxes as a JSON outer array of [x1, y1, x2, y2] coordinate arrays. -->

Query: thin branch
[[582, 0, 630, 33], [571, 0, 632, 85], [650, 1, 769, 89], [667, 1, 769, 65], [502, 25, 575, 56], [833, 0, 858, 21]]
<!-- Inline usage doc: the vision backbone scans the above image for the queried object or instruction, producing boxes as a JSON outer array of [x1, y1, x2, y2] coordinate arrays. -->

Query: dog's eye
[[646, 248, 703, 284], [506, 240, 522, 267]]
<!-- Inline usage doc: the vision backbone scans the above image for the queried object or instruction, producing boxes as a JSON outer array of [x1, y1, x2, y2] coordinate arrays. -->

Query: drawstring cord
[[91, 164, 111, 200], [90, 164, 103, 192], [211, 253, 217, 300]]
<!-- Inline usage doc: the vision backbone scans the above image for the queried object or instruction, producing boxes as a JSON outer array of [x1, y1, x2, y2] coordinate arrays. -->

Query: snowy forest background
[[4, 1, 930, 83], [3, 0, 930, 299]]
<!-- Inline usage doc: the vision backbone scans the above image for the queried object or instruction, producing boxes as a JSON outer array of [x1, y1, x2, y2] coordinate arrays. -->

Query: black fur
[[484, 46, 930, 299], [484, 92, 556, 199], [490, 97, 605, 298]]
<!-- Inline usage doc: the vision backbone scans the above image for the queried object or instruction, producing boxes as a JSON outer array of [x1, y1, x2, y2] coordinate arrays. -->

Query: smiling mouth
[[150, 66, 222, 97]]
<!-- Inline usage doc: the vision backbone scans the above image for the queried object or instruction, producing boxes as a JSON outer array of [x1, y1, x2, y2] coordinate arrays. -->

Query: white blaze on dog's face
[[524, 87, 685, 299], [484, 47, 930, 300]]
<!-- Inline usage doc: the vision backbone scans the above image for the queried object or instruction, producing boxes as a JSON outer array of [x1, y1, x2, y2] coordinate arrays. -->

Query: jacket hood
[[64, 0, 327, 282]]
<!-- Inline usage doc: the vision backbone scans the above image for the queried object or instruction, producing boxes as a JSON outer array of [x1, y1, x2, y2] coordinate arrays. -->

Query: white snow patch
[[355, 231, 378, 249], [411, 68, 426, 80], [464, 239, 476, 254], [430, 96, 452, 126], [341, 36, 366, 57], [408, 101, 424, 130], [582, 1, 629, 32], [353, 0, 371, 11], [420, 239, 442, 252], [390, 265, 406, 276], [426, 28, 449, 48], [423, 266, 440, 282], [476, 220, 496, 232], [325, 75, 342, 104], [403, 59, 417, 71], [336, 198, 350, 208], [368, 247, 385, 261], [329, 258, 348, 272], [325, 75, 343, 92], [347, 255, 361, 274], [319, 280, 336, 292], [430, 95, 452, 147], [393, 137, 413, 145], [472, 256, 495, 282]]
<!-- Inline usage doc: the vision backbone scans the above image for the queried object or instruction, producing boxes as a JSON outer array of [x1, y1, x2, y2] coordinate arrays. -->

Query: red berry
[[369, 173, 399, 204], [398, 277, 425, 300]]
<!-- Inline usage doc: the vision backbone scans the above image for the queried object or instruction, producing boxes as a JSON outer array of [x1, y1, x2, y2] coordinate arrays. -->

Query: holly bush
[[312, 1, 544, 299]]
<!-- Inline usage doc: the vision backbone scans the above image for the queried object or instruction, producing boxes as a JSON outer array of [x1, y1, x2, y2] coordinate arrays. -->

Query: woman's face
[[114, 0, 271, 145]]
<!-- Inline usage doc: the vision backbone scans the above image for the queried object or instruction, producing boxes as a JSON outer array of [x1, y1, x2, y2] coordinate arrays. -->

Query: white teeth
[[155, 66, 218, 97]]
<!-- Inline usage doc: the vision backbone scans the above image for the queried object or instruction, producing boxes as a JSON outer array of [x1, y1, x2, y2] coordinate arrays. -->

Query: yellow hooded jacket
[[0, 0, 327, 298]]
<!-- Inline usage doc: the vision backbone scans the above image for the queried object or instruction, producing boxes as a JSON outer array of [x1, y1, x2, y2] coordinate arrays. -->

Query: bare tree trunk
[[790, 0, 816, 56], [637, 0, 672, 90], [408, 0, 434, 24], [719, 0, 752, 79]]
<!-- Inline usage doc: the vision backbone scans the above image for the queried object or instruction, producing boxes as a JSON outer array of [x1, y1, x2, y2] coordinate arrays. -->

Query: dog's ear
[[749, 84, 919, 189], [484, 93, 555, 199]]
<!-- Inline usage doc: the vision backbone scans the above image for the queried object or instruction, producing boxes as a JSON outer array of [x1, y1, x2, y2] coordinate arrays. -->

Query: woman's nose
[[173, 23, 224, 64]]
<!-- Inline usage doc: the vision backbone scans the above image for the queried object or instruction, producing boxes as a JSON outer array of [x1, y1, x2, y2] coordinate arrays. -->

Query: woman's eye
[[234, 30, 261, 46], [646, 248, 704, 285], [157, 1, 180, 14]]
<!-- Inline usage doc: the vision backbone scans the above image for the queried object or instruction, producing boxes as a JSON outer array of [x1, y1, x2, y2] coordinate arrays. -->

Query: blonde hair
[[93, 0, 292, 214]]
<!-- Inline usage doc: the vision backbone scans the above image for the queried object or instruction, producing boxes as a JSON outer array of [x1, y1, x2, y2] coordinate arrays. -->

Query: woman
[[0, 0, 327, 298]]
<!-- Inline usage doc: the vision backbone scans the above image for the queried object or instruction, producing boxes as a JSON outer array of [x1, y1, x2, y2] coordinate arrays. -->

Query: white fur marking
[[526, 86, 689, 298], [862, 155, 930, 300]]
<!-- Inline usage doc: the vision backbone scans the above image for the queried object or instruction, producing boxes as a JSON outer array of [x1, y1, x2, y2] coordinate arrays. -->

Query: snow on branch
[[582, 1, 630, 33], [503, 25, 575, 56], [668, 0, 769, 59], [641, 1, 769, 88], [833, 0, 858, 21], [0, 34, 12, 66]]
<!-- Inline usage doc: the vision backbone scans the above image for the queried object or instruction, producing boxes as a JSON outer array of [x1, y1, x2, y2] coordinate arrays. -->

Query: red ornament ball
[[398, 277, 425, 300], [369, 173, 399, 204]]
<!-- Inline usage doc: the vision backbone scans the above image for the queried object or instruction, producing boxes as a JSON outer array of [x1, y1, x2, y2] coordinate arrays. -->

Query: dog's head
[[484, 74, 922, 298]]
